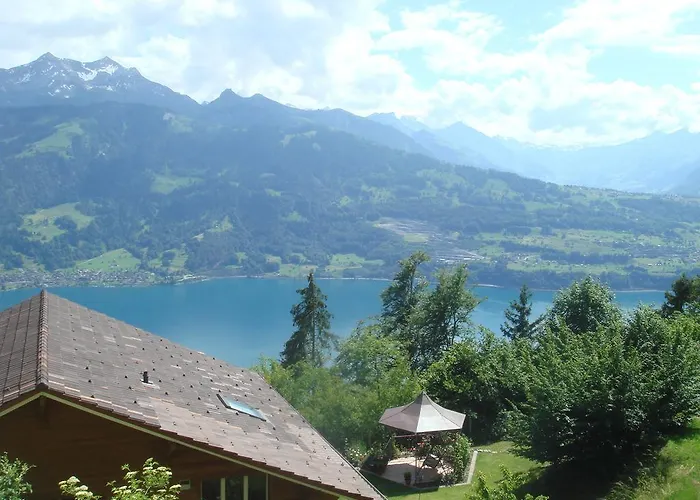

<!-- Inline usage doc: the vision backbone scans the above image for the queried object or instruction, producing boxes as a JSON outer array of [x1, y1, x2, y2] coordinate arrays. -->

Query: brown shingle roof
[[0, 291, 384, 500]]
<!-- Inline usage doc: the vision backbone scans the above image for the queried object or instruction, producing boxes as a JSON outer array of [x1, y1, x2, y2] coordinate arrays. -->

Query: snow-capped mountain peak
[[0, 53, 197, 111]]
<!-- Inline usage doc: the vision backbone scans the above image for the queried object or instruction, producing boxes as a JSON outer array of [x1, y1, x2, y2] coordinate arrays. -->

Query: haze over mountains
[[2, 53, 699, 195], [3, 53, 700, 291]]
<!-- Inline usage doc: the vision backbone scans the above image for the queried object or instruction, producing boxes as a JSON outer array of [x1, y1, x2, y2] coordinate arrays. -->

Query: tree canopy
[[280, 271, 336, 368], [501, 284, 542, 340]]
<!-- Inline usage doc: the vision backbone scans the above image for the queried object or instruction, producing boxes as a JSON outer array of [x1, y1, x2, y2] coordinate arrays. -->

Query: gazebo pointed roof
[[379, 391, 465, 434]]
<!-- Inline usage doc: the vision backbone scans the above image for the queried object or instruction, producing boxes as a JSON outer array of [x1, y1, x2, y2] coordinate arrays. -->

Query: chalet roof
[[0, 291, 384, 500]]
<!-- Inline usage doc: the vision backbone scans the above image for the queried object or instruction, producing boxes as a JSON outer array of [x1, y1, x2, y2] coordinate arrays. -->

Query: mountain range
[[2, 53, 698, 194], [1, 53, 700, 290]]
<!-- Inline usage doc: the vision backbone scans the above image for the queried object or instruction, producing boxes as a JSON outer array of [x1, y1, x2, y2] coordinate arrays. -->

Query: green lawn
[[76, 249, 141, 271], [265, 255, 282, 264], [403, 233, 430, 243], [149, 248, 188, 271], [369, 442, 540, 499], [370, 424, 700, 499], [283, 211, 308, 222], [325, 253, 384, 276], [472, 442, 543, 486], [17, 121, 84, 158], [151, 173, 202, 194], [278, 264, 316, 278], [619, 419, 700, 499], [21, 203, 94, 241]]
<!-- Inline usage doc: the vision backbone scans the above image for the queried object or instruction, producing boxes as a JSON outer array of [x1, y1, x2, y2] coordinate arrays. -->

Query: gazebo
[[378, 392, 466, 486]]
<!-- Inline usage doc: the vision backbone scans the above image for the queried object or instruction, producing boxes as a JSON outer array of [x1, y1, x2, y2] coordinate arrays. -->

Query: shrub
[[344, 441, 369, 467], [59, 458, 181, 500], [0, 453, 32, 500], [513, 306, 700, 466], [468, 466, 548, 500], [450, 434, 472, 484], [437, 433, 471, 485]]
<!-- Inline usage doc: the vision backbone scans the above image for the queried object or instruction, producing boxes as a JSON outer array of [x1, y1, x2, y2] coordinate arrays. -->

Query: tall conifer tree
[[501, 284, 542, 340], [281, 271, 335, 368]]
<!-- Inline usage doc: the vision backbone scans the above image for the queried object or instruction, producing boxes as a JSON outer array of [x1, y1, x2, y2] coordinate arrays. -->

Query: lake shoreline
[[0, 278, 665, 368], [0, 270, 670, 294]]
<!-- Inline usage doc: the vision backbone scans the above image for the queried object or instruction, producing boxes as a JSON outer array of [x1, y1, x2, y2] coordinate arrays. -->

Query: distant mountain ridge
[[367, 113, 700, 194], [2, 53, 700, 194], [2, 54, 700, 290], [0, 52, 198, 111]]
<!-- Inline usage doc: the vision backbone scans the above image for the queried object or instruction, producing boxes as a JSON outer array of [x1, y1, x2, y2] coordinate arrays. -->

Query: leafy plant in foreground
[[467, 466, 548, 500], [59, 458, 181, 500], [0, 453, 32, 500]]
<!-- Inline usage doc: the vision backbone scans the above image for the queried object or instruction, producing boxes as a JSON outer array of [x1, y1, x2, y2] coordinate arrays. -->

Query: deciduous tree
[[425, 331, 527, 442], [413, 264, 480, 370], [380, 251, 430, 338], [513, 305, 700, 466], [545, 276, 621, 334], [661, 273, 700, 317]]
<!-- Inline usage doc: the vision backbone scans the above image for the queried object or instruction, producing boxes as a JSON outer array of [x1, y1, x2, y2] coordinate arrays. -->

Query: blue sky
[[1, 0, 699, 146]]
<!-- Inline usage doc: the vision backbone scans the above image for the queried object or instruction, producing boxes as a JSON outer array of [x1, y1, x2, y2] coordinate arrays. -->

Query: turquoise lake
[[0, 279, 665, 368]]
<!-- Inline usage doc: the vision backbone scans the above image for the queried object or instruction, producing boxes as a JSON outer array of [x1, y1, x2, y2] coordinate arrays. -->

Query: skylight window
[[217, 394, 266, 421]]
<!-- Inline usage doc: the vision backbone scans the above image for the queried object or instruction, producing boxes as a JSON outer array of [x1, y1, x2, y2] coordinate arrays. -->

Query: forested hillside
[[2, 101, 700, 289]]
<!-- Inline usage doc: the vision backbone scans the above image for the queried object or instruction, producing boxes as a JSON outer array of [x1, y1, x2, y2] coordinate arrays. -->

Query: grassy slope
[[17, 121, 84, 158], [7, 104, 700, 285], [21, 203, 94, 242], [618, 419, 700, 499], [76, 249, 141, 271], [369, 421, 700, 499]]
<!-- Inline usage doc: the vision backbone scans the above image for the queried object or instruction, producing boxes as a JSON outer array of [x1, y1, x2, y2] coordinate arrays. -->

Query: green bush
[[513, 305, 700, 466], [344, 441, 369, 467], [59, 458, 181, 500], [467, 466, 548, 500], [0, 453, 32, 500], [448, 434, 472, 484]]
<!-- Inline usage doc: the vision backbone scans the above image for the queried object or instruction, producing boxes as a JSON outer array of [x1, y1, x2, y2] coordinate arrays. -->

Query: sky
[[0, 0, 699, 147]]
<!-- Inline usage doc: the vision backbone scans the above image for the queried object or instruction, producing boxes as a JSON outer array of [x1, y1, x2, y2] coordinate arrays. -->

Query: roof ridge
[[36, 289, 49, 389]]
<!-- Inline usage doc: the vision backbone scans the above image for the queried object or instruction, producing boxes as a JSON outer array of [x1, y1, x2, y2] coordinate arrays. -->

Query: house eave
[[0, 389, 383, 500]]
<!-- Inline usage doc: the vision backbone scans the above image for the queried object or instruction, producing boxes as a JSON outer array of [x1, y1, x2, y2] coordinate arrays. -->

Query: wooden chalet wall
[[0, 397, 336, 500]]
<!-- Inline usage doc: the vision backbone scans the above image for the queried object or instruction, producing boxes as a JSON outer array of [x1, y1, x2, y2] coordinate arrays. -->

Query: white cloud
[[177, 0, 241, 26], [0, 0, 699, 147], [536, 0, 700, 51], [278, 0, 321, 19], [382, 0, 700, 146]]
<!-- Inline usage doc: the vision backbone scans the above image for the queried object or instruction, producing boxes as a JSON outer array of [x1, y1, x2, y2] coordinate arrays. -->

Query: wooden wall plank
[[0, 399, 337, 500]]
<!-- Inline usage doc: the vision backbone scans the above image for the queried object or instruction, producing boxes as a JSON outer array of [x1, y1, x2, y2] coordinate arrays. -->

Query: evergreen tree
[[501, 284, 542, 340], [280, 271, 335, 368], [379, 250, 430, 338]]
